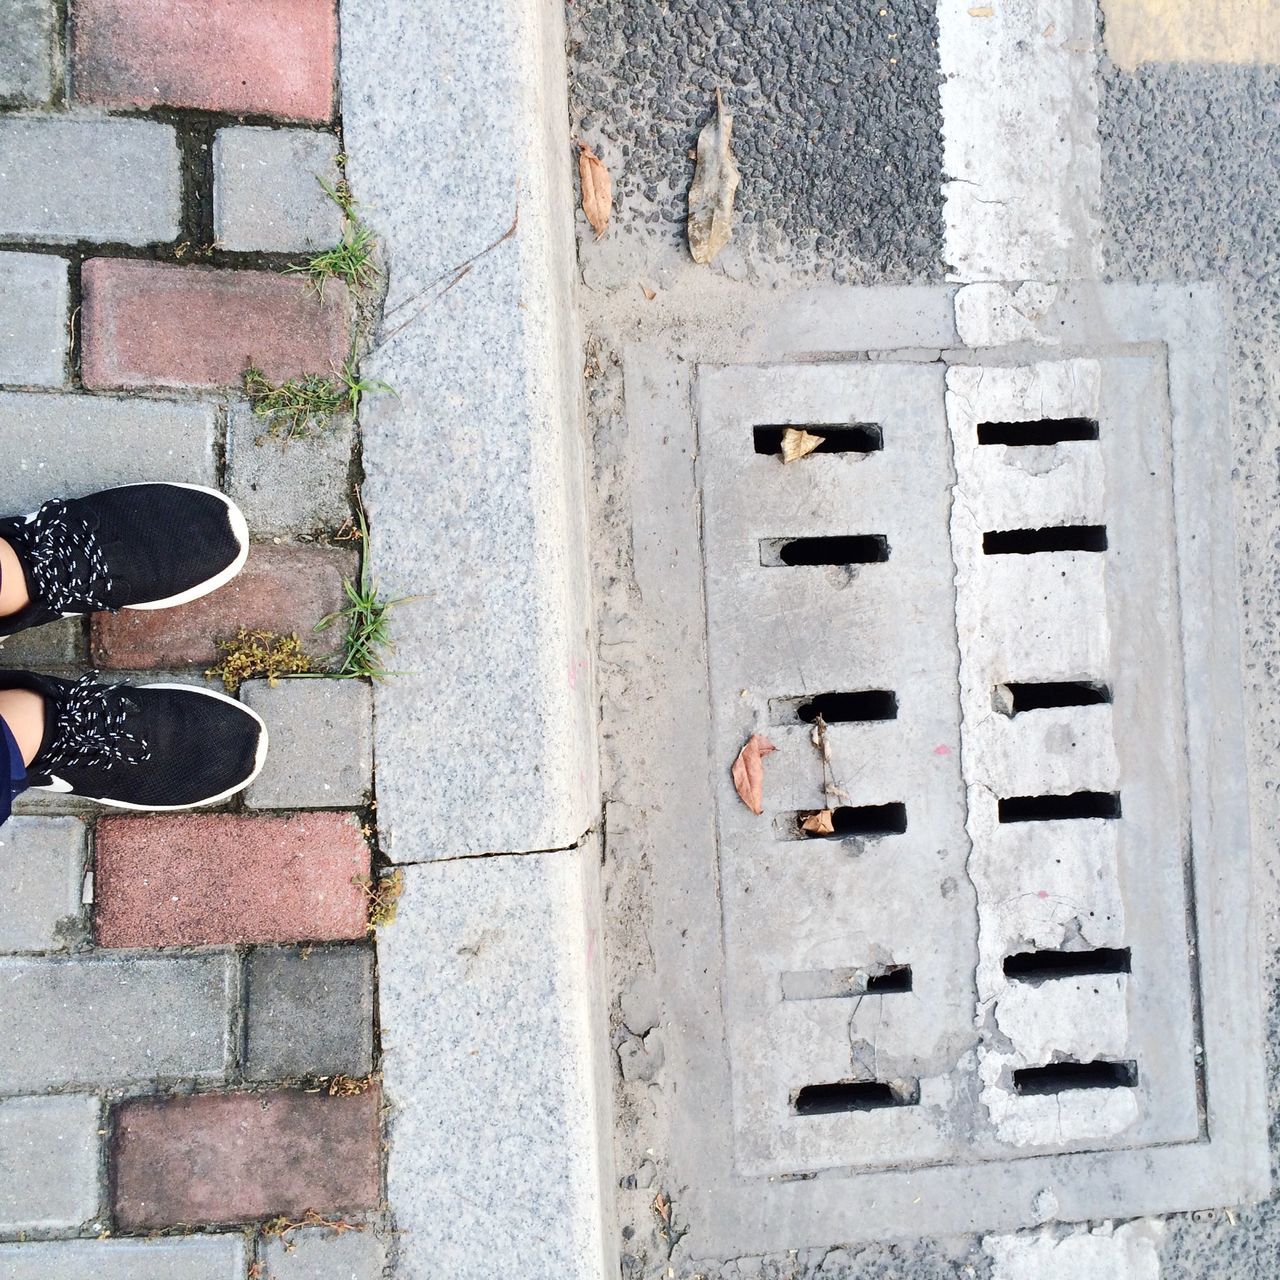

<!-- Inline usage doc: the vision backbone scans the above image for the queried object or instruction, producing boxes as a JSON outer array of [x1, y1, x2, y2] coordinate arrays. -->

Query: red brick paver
[[81, 260, 351, 391], [95, 813, 370, 948], [112, 1087, 381, 1229], [91, 543, 356, 669], [72, 0, 336, 122]]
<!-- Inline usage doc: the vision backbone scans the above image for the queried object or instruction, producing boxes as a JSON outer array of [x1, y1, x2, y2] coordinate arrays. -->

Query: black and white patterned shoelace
[[12, 499, 113, 616], [41, 675, 150, 773]]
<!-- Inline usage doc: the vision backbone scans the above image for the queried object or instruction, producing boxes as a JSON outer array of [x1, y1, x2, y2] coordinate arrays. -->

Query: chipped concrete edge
[[340, 0, 611, 1274]]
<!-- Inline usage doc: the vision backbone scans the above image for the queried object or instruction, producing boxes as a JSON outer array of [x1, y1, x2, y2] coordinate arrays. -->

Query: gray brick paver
[[245, 944, 375, 1081], [225, 402, 355, 536], [0, 117, 179, 245], [242, 678, 373, 809], [0, 817, 87, 952], [0, 954, 234, 1092], [0, 252, 67, 386], [213, 126, 344, 253], [0, 1237, 246, 1280], [0, 391, 216, 513], [0, 1095, 99, 1231], [261, 1228, 387, 1280], [0, 1, 56, 106]]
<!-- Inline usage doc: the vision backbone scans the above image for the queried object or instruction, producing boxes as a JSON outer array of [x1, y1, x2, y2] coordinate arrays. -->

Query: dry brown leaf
[[781, 427, 823, 463], [640, 282, 657, 301], [653, 1190, 671, 1224], [800, 809, 836, 835], [577, 142, 611, 239], [731, 733, 777, 815], [968, 5, 993, 14], [687, 89, 741, 265]]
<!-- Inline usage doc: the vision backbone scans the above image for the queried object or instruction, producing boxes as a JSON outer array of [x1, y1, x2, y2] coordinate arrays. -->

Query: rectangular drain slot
[[771, 690, 899, 724], [761, 535, 890, 567], [1004, 947, 1131, 981], [977, 418, 1099, 446], [1013, 1060, 1139, 1096], [983, 525, 1108, 555], [753, 424, 884, 455], [998, 792, 1121, 823], [781, 965, 913, 1000], [785, 803, 908, 839], [999, 681, 1112, 714], [792, 1079, 921, 1116]]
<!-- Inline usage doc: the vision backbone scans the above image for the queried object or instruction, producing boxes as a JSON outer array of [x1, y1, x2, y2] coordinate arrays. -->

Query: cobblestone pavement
[[0, 2, 389, 1276]]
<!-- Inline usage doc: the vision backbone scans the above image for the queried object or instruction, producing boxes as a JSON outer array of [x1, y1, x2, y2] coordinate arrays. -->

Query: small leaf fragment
[[640, 282, 657, 301], [687, 89, 742, 265], [577, 142, 611, 239], [732, 733, 777, 815], [800, 809, 836, 835], [781, 427, 823, 463]]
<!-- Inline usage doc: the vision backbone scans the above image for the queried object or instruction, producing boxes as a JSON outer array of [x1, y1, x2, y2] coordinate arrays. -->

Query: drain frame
[[608, 283, 1267, 1259]]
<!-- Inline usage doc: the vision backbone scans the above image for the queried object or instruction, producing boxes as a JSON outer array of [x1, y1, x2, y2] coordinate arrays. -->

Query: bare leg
[[0, 689, 45, 766], [0, 539, 30, 617]]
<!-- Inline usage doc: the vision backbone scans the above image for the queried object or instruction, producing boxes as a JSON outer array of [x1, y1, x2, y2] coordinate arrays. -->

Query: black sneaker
[[0, 483, 249, 638], [2, 671, 268, 810]]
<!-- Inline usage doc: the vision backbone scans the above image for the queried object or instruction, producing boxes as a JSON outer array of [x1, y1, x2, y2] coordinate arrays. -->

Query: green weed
[[244, 360, 392, 441]]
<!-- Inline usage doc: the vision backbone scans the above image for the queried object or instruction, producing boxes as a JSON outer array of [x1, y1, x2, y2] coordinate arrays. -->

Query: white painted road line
[[938, 0, 1103, 283]]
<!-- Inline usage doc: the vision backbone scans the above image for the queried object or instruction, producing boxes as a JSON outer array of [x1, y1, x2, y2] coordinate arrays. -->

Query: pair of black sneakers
[[0, 483, 268, 811]]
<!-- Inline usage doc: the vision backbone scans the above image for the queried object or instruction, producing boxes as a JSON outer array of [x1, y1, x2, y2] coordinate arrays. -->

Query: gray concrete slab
[[225, 401, 354, 536], [0, 392, 217, 512], [0, 252, 67, 387], [0, 1236, 247, 1280], [341, 0, 597, 860], [245, 944, 374, 1081], [260, 1227, 387, 1280], [241, 677, 372, 809], [0, 817, 88, 952], [0, 117, 180, 246], [377, 852, 607, 1278], [213, 126, 343, 253], [0, 1095, 100, 1231], [0, 1, 56, 106], [0, 953, 234, 1092]]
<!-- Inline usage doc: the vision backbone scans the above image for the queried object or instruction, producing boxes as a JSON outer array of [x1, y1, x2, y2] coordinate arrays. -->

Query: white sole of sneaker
[[33, 683, 270, 811]]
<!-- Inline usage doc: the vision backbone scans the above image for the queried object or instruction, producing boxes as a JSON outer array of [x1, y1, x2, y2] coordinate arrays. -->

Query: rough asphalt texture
[[1098, 48, 1280, 1278], [566, 0, 945, 281]]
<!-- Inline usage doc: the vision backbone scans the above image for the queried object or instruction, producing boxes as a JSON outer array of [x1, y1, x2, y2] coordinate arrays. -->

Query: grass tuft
[[314, 512, 410, 680], [286, 170, 379, 295], [244, 360, 392, 442], [207, 628, 314, 692]]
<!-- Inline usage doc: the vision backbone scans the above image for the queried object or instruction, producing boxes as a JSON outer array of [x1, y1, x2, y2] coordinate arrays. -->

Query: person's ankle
[[0, 538, 31, 617], [0, 686, 45, 766]]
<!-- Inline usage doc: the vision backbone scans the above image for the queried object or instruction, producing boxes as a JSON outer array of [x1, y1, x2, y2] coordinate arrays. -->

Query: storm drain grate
[[672, 307, 1266, 1250]]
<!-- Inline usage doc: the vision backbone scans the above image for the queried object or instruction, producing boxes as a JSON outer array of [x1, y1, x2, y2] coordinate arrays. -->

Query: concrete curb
[[340, 1, 611, 1275]]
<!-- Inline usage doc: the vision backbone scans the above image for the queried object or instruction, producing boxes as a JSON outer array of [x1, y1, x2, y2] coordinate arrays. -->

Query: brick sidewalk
[[0, 3, 388, 1277]]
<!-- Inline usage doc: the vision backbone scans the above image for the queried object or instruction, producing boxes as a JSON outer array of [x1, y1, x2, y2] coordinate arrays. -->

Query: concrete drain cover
[[657, 288, 1268, 1255]]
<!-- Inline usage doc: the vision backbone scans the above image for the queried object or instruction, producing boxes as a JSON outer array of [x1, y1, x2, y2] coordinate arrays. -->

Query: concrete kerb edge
[[338, 0, 611, 1273]]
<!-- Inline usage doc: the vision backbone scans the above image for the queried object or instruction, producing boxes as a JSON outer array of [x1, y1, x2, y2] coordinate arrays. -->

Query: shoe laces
[[12, 499, 113, 616], [40, 675, 150, 773]]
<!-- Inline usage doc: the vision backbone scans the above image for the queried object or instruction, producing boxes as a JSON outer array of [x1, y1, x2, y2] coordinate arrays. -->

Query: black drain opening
[[762, 535, 890, 567], [977, 418, 1099, 446], [754, 424, 884, 455], [781, 964, 913, 1000], [1002, 681, 1112, 713], [791, 803, 908, 838], [774, 690, 899, 724], [866, 965, 913, 993], [983, 525, 1108, 555], [1004, 947, 1131, 981], [792, 1079, 920, 1115], [998, 792, 1121, 823], [1013, 1060, 1139, 1096]]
